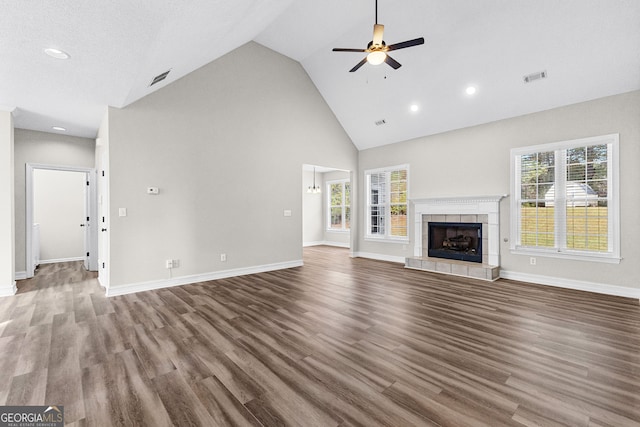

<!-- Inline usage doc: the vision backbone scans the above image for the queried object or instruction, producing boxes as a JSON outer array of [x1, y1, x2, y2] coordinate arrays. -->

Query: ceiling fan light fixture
[[307, 167, 321, 194], [367, 51, 387, 65]]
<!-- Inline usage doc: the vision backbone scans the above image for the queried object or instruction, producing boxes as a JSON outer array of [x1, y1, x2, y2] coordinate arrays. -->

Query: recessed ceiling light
[[410, 104, 419, 112], [466, 86, 477, 95], [44, 48, 70, 60], [52, 126, 66, 131]]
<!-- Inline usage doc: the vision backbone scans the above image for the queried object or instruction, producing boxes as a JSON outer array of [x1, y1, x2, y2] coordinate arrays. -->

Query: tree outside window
[[511, 135, 619, 262], [365, 165, 409, 240], [328, 180, 350, 231]]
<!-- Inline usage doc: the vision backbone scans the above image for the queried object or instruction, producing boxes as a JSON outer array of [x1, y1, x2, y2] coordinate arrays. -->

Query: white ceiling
[[2, 0, 639, 150]]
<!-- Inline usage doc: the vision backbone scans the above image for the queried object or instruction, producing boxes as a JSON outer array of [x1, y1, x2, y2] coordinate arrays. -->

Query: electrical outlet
[[172, 259, 180, 268], [530, 257, 536, 265], [220, 253, 227, 262], [165, 259, 173, 269]]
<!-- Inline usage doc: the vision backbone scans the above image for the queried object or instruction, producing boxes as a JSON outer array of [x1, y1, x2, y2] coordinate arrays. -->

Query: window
[[365, 165, 409, 241], [327, 180, 350, 231], [511, 134, 619, 262]]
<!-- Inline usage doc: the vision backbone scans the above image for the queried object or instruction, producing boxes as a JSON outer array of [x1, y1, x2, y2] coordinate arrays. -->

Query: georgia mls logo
[[0, 405, 64, 427]]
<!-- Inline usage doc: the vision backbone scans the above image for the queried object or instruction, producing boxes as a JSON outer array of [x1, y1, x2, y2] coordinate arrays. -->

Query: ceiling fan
[[332, 0, 424, 72]]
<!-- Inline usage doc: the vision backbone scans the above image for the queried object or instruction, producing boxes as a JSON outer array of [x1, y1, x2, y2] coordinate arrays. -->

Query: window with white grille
[[327, 180, 350, 231], [511, 134, 619, 262], [365, 165, 409, 241]]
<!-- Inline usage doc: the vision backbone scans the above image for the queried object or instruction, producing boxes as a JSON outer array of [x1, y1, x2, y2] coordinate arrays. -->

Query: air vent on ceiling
[[150, 70, 171, 87], [375, 119, 387, 126], [523, 70, 547, 84]]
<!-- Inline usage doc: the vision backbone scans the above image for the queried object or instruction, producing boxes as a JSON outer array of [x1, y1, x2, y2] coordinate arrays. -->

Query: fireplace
[[428, 222, 482, 263]]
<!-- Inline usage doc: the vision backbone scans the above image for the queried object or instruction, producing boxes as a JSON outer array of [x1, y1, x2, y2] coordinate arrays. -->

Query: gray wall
[[106, 42, 358, 288], [0, 111, 14, 294], [14, 129, 95, 274], [357, 90, 640, 290]]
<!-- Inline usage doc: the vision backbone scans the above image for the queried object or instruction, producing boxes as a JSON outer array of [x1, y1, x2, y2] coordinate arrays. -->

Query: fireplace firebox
[[428, 222, 482, 263]]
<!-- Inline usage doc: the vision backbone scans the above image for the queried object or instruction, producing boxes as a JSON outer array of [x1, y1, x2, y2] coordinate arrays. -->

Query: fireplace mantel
[[411, 195, 507, 266]]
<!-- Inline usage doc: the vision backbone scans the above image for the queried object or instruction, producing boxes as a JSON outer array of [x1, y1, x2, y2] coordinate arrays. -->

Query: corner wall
[[358, 90, 640, 294], [106, 42, 357, 292]]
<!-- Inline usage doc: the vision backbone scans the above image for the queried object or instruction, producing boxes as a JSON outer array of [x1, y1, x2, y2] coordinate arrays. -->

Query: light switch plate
[[118, 208, 127, 217], [283, 209, 292, 217]]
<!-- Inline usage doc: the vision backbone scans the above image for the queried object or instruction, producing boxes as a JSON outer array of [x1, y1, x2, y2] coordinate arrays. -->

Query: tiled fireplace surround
[[405, 196, 505, 281]]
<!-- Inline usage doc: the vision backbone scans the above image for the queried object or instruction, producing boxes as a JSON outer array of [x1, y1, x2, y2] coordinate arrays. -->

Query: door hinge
[[102, 171, 105, 177], [86, 252, 90, 257], [87, 181, 90, 186], [87, 216, 90, 221], [102, 216, 105, 223], [102, 262, 105, 268]]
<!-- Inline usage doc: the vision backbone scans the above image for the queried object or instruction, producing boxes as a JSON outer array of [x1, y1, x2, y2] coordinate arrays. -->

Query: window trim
[[510, 134, 620, 263], [326, 179, 350, 232], [364, 164, 410, 243]]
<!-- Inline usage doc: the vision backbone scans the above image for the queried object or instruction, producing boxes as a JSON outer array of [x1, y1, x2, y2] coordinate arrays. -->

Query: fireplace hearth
[[406, 196, 505, 281], [428, 222, 482, 263]]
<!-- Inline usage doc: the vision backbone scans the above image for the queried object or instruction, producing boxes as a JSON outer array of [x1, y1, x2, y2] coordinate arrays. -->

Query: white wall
[[302, 169, 324, 245], [357, 90, 640, 293], [105, 42, 358, 291], [33, 169, 85, 262], [13, 130, 95, 274], [0, 111, 15, 296]]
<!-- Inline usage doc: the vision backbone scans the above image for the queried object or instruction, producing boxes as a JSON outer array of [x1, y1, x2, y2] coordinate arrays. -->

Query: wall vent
[[374, 119, 387, 126], [523, 70, 547, 83], [150, 70, 171, 87]]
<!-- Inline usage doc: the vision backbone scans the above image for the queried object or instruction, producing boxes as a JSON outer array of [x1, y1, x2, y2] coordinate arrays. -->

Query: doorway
[[302, 164, 354, 254], [25, 163, 98, 278]]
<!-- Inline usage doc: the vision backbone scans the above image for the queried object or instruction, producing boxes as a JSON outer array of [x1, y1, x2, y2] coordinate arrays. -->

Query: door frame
[[25, 163, 98, 278]]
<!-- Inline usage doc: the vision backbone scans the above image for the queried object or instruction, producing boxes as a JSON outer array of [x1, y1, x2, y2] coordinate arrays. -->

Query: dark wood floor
[[1, 246, 639, 426]]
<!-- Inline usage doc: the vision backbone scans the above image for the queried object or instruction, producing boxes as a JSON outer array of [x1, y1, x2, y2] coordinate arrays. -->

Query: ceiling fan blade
[[349, 57, 368, 72], [384, 55, 402, 69], [373, 24, 384, 46], [333, 48, 367, 52], [387, 37, 425, 51]]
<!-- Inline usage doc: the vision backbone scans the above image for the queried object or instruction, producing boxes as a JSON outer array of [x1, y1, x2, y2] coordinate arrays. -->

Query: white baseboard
[[303, 241, 350, 248], [0, 281, 17, 297], [106, 259, 304, 297], [39, 256, 84, 265], [15, 271, 27, 280], [353, 251, 405, 264], [500, 270, 640, 299]]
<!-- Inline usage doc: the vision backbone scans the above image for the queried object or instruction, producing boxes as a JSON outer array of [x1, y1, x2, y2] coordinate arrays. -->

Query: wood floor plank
[[191, 376, 262, 427], [5, 368, 48, 406], [128, 323, 176, 379], [14, 323, 52, 375], [152, 370, 216, 426], [2, 250, 639, 426]]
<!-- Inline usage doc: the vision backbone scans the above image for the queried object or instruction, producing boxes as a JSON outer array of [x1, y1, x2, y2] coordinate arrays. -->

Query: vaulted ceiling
[[1, 0, 639, 150]]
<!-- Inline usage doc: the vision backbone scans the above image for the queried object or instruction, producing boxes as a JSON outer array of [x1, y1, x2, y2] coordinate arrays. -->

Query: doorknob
[[80, 224, 85, 227], [101, 228, 107, 232]]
